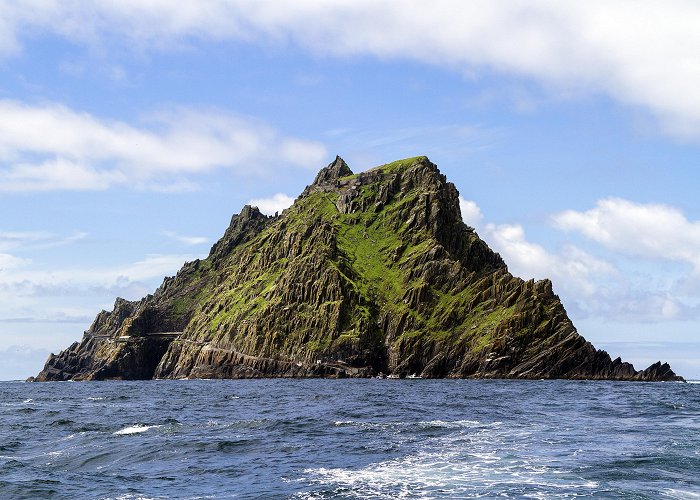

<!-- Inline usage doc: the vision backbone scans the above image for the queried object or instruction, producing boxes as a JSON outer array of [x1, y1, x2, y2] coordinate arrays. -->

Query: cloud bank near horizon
[[457, 196, 700, 323]]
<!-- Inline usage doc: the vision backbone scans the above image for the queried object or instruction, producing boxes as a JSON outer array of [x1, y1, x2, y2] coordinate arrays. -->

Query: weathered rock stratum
[[33, 156, 684, 382]]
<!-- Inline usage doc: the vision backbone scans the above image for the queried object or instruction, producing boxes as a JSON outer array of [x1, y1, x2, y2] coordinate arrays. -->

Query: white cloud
[[459, 196, 483, 228], [0, 253, 29, 271], [162, 231, 209, 246], [0, 230, 88, 251], [2, 2, 700, 137], [553, 198, 700, 273], [484, 222, 616, 297], [482, 221, 695, 322], [454, 199, 616, 301], [460, 199, 696, 322], [0, 158, 127, 191], [249, 193, 295, 215], [0, 100, 327, 191]]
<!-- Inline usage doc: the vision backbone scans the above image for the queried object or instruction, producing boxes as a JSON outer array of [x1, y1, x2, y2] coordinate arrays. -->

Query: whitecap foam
[[303, 454, 598, 498], [301, 439, 598, 498], [662, 488, 700, 499], [333, 419, 498, 432], [419, 419, 490, 429], [22, 398, 33, 403], [332, 420, 399, 431], [109, 495, 166, 500], [113, 424, 161, 435]]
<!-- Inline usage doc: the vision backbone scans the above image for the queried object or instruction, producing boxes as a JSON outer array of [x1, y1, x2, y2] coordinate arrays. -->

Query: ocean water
[[1, 379, 698, 499]]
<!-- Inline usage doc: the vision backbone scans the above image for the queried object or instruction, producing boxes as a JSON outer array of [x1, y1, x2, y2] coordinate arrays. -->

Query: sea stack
[[34, 157, 684, 382]]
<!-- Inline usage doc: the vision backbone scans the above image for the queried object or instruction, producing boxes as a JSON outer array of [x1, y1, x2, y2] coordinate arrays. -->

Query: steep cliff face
[[33, 156, 683, 382]]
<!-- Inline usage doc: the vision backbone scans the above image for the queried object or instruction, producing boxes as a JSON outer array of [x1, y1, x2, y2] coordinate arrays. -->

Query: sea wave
[[1, 379, 698, 498]]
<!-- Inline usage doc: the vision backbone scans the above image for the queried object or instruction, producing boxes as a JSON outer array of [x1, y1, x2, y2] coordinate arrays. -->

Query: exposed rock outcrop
[[33, 156, 684, 382]]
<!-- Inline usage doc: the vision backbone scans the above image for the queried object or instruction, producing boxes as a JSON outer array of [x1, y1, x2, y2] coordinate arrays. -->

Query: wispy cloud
[[0, 231, 51, 251], [0, 253, 203, 333], [162, 231, 209, 246], [2, 2, 700, 138], [0, 100, 326, 192], [0, 253, 200, 298], [324, 125, 502, 166], [0, 230, 88, 272], [0, 230, 87, 251]]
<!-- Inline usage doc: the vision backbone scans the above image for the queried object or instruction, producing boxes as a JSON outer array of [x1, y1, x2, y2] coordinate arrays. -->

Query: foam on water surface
[[113, 425, 161, 436]]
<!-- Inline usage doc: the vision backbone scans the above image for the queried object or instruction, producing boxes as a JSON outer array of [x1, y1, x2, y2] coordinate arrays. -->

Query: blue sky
[[1, 1, 700, 380]]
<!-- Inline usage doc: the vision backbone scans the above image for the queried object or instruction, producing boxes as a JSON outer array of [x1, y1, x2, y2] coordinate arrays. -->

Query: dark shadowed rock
[[34, 156, 684, 382]]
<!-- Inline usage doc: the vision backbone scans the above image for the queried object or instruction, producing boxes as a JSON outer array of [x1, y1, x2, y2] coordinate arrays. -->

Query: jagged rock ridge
[[33, 156, 683, 382]]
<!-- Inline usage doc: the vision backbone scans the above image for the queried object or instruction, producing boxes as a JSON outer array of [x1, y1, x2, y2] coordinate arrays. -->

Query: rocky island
[[33, 156, 683, 382]]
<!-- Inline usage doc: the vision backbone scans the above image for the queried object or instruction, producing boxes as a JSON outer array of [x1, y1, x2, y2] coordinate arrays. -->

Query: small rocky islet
[[33, 156, 683, 382]]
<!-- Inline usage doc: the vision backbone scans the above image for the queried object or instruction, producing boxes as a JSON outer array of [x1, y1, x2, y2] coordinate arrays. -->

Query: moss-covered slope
[[34, 156, 683, 381]]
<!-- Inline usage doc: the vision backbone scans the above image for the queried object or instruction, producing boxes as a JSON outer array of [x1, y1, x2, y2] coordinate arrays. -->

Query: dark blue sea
[[1, 379, 699, 499]]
